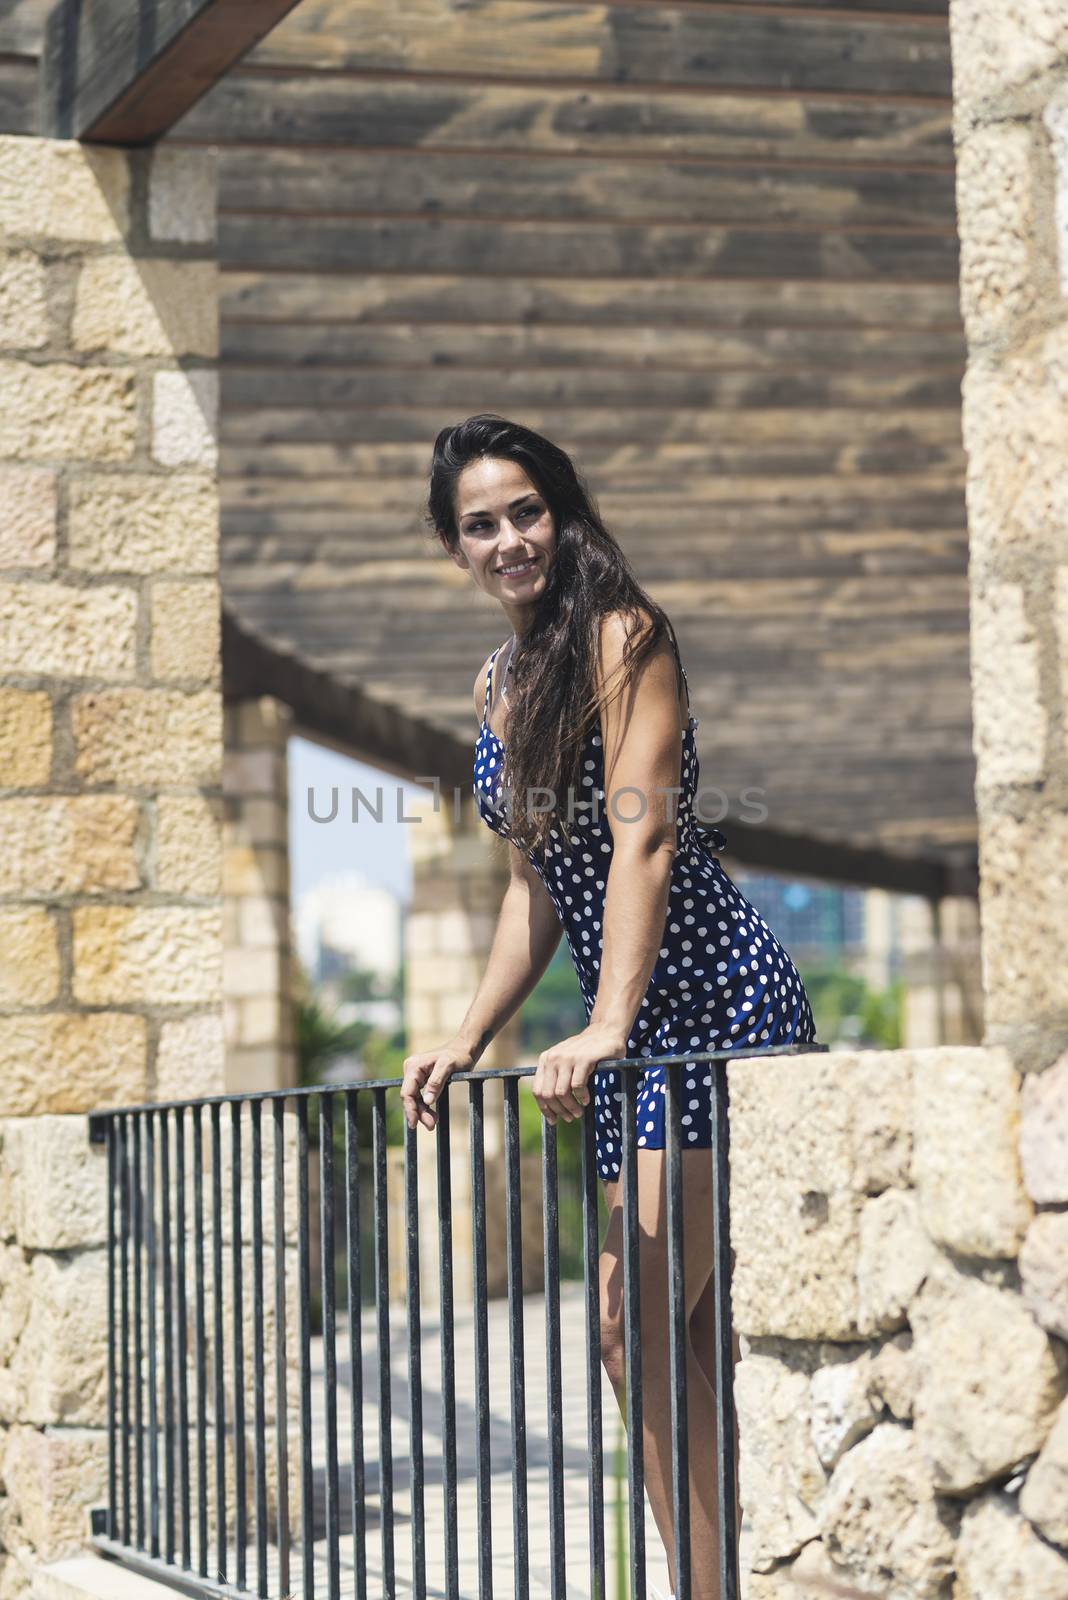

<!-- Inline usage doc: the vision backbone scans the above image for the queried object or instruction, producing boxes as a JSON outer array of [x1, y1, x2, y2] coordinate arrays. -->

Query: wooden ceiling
[[2, 0, 977, 882]]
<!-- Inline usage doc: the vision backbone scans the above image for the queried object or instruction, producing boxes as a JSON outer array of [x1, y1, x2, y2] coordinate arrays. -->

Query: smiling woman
[[399, 413, 817, 1600]]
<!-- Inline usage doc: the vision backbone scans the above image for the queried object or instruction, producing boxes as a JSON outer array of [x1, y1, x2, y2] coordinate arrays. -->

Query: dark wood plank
[[221, 318, 965, 373], [252, 0, 952, 99], [222, 362, 964, 412], [39, 0, 305, 142], [219, 402, 965, 449], [217, 147, 956, 230], [220, 272, 964, 330], [174, 72, 954, 166], [0, 57, 36, 134], [219, 214, 959, 283]]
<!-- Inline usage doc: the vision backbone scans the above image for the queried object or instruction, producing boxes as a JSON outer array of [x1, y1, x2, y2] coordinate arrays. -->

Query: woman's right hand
[[400, 1039, 476, 1132]]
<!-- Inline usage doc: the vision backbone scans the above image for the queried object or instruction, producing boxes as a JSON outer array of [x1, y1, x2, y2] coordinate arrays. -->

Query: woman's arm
[[533, 610, 682, 1124]]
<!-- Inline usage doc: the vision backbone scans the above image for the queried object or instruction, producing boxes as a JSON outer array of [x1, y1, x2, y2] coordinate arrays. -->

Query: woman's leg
[[599, 1147, 723, 1600]]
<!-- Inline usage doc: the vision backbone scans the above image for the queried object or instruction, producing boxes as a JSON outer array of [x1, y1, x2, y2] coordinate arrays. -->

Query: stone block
[[235, 797, 288, 847], [729, 1053, 913, 1342], [1057, 568, 1068, 744], [910, 1255, 1067, 1494], [72, 258, 217, 359], [237, 895, 288, 949], [1020, 1210, 1068, 1341], [912, 1045, 1031, 1257], [734, 1345, 826, 1570], [949, 1, 1068, 117], [149, 147, 217, 244], [9, 1252, 108, 1425], [72, 905, 222, 1006], [0, 796, 141, 896], [869, 1332, 917, 1423], [809, 1350, 883, 1471], [0, 251, 48, 350], [0, 137, 130, 245], [0, 908, 59, 1006], [152, 370, 218, 470], [71, 688, 222, 788], [155, 1010, 225, 1102], [977, 811, 1068, 1032], [970, 583, 1046, 790], [223, 749, 286, 797], [821, 1423, 954, 1600], [960, 337, 1068, 574], [857, 1188, 933, 1336], [67, 473, 217, 575], [0, 583, 136, 681], [1020, 1053, 1068, 1203], [0, 688, 51, 786], [1, 1426, 108, 1563], [0, 1012, 147, 1117], [955, 124, 1041, 348], [1021, 1395, 1068, 1550], [155, 792, 222, 896], [0, 1241, 31, 1402], [1, 1117, 106, 1253], [954, 1489, 1068, 1600], [0, 471, 55, 570], [149, 579, 221, 683], [222, 845, 288, 899], [0, 363, 135, 463], [223, 946, 281, 1002], [1046, 100, 1068, 297]]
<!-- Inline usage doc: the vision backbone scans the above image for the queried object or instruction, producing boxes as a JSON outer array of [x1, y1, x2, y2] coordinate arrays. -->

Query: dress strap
[[666, 622, 691, 715]]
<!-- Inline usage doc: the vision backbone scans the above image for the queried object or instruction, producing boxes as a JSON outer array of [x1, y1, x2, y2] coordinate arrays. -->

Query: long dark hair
[[425, 413, 685, 856]]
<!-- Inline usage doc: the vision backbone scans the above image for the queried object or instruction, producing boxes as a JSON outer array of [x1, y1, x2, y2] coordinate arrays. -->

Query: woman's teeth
[[499, 558, 537, 577]]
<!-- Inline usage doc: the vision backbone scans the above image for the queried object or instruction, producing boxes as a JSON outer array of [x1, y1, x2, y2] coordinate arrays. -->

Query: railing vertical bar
[[106, 1117, 117, 1538], [210, 1103, 227, 1583], [272, 1098, 291, 1600], [436, 1091, 459, 1600], [711, 1066, 739, 1600], [403, 1120, 426, 1600], [542, 1116, 566, 1600], [621, 1069, 646, 1600], [175, 1109, 191, 1572], [250, 1100, 269, 1599], [146, 1111, 160, 1560], [344, 1090, 367, 1600], [372, 1086, 395, 1598], [160, 1110, 176, 1566], [665, 1067, 690, 1600], [469, 1079, 493, 1600], [502, 1078, 529, 1600], [132, 1115, 145, 1550], [296, 1096, 315, 1600], [320, 1093, 342, 1600], [192, 1107, 208, 1579], [132, 1115, 145, 1551], [119, 1115, 132, 1547], [231, 1102, 247, 1588], [581, 1092, 606, 1600]]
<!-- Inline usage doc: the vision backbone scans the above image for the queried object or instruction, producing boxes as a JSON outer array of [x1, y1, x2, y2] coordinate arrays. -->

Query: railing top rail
[[86, 1041, 828, 1132]]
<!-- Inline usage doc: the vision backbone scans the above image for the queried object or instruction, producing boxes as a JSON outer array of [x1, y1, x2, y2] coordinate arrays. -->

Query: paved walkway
[[301, 1281, 675, 1599]]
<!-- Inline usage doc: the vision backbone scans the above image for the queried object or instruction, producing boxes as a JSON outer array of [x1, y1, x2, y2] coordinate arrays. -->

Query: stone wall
[[0, 135, 226, 1591], [731, 1047, 1068, 1600], [730, 8, 1068, 1592]]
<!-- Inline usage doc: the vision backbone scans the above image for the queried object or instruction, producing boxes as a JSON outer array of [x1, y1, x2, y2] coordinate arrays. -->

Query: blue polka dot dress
[[473, 638, 817, 1183]]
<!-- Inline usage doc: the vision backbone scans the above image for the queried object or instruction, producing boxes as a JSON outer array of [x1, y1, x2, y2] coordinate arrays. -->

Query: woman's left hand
[[532, 1024, 629, 1125]]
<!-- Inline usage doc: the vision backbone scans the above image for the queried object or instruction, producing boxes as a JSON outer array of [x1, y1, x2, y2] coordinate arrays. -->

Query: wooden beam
[[39, 0, 305, 144]]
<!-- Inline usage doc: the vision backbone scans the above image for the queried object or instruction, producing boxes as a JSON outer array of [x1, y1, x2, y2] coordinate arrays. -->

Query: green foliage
[[802, 960, 903, 1049], [295, 992, 372, 1089]]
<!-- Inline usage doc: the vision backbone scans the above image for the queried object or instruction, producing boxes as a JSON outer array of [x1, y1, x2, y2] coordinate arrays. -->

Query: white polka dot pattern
[[473, 642, 818, 1180]]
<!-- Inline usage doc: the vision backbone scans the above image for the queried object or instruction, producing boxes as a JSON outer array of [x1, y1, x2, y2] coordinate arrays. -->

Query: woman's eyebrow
[[461, 493, 538, 522]]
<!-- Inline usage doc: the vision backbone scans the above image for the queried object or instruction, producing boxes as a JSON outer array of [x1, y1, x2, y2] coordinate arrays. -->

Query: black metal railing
[[88, 1043, 823, 1600]]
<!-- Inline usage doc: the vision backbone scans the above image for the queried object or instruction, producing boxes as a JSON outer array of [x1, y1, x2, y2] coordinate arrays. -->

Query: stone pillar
[[223, 695, 297, 1093], [951, 1, 1068, 1073], [405, 790, 540, 1311], [0, 136, 223, 1590], [900, 893, 984, 1048]]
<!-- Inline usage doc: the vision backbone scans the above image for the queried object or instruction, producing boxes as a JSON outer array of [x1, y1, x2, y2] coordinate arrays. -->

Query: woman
[[400, 414, 817, 1598]]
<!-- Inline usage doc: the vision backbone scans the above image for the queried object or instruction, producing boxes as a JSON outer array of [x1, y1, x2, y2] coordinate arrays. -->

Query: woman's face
[[449, 456, 556, 615]]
